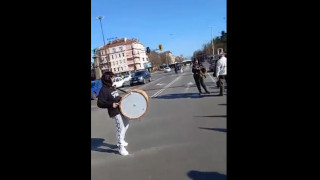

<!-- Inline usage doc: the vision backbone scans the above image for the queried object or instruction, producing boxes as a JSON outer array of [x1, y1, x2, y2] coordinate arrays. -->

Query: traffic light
[[158, 44, 162, 51], [146, 47, 150, 53]]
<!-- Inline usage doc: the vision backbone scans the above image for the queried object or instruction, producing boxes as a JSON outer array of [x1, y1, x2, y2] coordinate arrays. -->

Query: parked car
[[91, 80, 102, 100], [130, 70, 151, 86], [209, 60, 218, 72], [123, 74, 133, 82], [113, 77, 125, 88], [164, 67, 171, 73]]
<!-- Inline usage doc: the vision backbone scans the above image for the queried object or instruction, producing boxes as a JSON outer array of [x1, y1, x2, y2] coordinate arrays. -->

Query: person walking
[[192, 58, 210, 95], [216, 53, 227, 96], [97, 71, 130, 156]]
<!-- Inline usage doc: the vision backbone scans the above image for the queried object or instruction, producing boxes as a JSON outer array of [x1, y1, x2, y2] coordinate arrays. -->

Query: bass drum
[[119, 89, 149, 120]]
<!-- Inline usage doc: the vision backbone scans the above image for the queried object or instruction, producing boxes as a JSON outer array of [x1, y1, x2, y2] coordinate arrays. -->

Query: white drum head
[[120, 91, 148, 120]]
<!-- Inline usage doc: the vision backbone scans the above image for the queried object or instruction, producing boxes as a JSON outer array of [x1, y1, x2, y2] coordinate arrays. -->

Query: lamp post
[[97, 16, 106, 46], [209, 26, 214, 58], [132, 43, 137, 72], [97, 16, 111, 72]]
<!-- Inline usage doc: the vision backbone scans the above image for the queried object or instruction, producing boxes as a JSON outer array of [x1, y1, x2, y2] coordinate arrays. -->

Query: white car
[[113, 77, 125, 88], [123, 74, 132, 82], [164, 67, 171, 73]]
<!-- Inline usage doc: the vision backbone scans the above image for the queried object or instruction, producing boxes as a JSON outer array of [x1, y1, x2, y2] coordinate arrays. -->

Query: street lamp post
[[132, 43, 137, 72], [97, 16, 106, 46], [209, 26, 214, 58], [96, 16, 110, 72]]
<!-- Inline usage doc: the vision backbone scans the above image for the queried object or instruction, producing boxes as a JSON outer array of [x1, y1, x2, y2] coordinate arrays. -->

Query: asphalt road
[[91, 62, 227, 180]]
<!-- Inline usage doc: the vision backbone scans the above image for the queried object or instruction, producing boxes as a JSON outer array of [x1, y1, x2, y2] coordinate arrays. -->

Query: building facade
[[94, 38, 149, 78], [163, 51, 176, 65]]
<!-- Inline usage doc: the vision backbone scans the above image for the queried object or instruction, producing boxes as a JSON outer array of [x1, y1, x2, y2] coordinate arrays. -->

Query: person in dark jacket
[[192, 59, 210, 95], [97, 71, 130, 156], [174, 64, 178, 74]]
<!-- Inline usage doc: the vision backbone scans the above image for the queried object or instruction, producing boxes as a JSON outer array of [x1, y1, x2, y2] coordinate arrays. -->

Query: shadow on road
[[187, 170, 226, 180], [91, 138, 119, 154], [199, 127, 227, 132], [193, 115, 226, 118], [154, 93, 223, 99]]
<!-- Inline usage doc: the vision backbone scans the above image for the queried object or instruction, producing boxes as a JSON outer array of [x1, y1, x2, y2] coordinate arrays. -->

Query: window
[[122, 53, 125, 57], [119, 46, 123, 51], [113, 62, 115, 66], [120, 60, 122, 64], [121, 67, 123, 70], [114, 68, 116, 72], [118, 67, 120, 71], [117, 61, 118, 65], [112, 48, 116, 53], [143, 58, 145, 61], [112, 55, 114, 59], [119, 54, 121, 58]]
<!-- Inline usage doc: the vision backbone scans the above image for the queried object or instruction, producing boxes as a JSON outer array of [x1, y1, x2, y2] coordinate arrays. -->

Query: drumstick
[[116, 87, 128, 93]]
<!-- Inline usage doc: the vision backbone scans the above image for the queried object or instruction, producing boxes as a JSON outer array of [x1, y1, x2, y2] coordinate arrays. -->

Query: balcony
[[126, 60, 134, 65], [100, 60, 108, 64]]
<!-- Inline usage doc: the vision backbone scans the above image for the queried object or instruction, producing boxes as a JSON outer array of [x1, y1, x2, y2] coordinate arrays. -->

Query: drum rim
[[119, 89, 149, 120]]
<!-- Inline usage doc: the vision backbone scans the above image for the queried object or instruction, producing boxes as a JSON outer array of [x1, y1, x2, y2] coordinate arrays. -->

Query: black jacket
[[97, 85, 121, 117]]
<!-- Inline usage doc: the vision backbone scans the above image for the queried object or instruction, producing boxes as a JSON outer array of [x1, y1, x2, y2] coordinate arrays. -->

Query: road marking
[[156, 83, 163, 86], [208, 73, 217, 83], [151, 76, 181, 98], [124, 76, 165, 92], [184, 81, 194, 93], [138, 76, 165, 89]]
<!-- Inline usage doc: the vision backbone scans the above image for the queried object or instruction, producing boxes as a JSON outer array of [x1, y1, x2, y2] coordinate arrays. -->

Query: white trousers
[[111, 114, 129, 146]]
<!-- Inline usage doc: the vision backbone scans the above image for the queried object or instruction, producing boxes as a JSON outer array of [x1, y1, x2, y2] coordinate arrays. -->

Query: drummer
[[98, 71, 130, 156]]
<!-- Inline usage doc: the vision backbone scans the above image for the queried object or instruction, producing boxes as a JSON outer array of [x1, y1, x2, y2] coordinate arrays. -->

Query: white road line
[[208, 73, 217, 83], [184, 82, 193, 93], [137, 76, 165, 90], [151, 76, 181, 98]]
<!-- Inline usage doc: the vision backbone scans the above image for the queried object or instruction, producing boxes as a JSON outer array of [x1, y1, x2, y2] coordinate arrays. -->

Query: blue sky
[[91, 0, 226, 61]]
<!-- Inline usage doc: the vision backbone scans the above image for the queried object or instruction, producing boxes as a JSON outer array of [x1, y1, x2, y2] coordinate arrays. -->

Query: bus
[[182, 59, 192, 66]]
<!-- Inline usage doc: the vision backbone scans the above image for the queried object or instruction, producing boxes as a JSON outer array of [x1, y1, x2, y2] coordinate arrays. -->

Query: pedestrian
[[97, 71, 130, 156], [215, 53, 227, 96], [192, 58, 210, 95], [174, 64, 178, 74]]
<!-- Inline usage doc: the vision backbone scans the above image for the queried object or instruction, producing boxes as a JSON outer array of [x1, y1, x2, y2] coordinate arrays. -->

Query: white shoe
[[122, 141, 128, 146], [117, 141, 128, 147], [118, 146, 129, 156]]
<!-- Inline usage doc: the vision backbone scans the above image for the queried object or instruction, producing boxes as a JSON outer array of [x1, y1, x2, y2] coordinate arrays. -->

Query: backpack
[[97, 89, 108, 109]]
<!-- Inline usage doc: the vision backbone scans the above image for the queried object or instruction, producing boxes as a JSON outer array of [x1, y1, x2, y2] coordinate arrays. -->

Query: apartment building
[[162, 51, 176, 65], [94, 38, 149, 78]]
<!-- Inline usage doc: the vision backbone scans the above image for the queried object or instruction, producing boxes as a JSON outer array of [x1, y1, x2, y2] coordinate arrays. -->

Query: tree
[[192, 31, 227, 59]]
